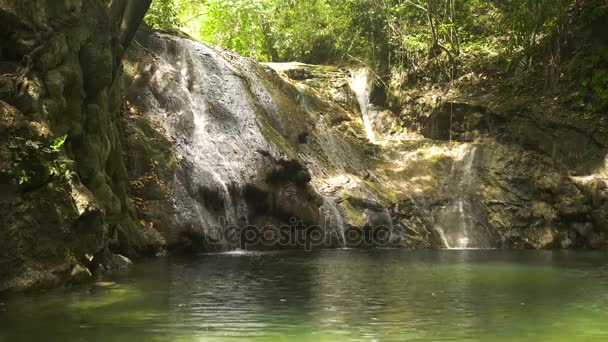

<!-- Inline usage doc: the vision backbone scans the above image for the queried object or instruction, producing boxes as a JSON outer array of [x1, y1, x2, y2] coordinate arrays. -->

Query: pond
[[2, 249, 608, 341]]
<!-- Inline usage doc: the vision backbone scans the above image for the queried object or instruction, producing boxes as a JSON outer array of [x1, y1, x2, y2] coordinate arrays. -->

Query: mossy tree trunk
[[0, 0, 161, 293]]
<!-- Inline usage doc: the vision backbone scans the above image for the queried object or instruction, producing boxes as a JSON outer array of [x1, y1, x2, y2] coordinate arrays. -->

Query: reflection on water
[[2, 250, 608, 341]]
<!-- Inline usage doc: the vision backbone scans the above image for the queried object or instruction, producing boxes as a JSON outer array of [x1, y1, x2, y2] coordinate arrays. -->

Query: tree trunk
[[109, 0, 153, 51], [0, 0, 161, 292]]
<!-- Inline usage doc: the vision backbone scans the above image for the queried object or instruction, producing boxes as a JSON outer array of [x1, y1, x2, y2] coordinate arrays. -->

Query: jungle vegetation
[[144, 0, 608, 111]]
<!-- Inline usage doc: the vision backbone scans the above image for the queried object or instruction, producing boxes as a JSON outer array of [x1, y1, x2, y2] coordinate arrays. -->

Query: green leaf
[[51, 134, 68, 152], [26, 140, 40, 149]]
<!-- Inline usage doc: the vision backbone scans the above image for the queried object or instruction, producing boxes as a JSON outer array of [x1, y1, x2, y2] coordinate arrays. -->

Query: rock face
[[413, 99, 608, 249], [123, 31, 389, 251], [123, 29, 608, 253], [0, 1, 163, 292]]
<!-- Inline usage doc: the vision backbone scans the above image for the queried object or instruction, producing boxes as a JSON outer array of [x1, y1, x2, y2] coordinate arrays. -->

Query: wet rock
[[572, 222, 595, 240], [554, 192, 591, 218], [70, 264, 92, 284], [176, 225, 206, 254], [295, 169, 312, 185], [0, 76, 14, 102], [363, 208, 392, 229], [109, 254, 133, 269], [591, 179, 607, 206], [123, 35, 376, 251], [419, 102, 499, 141], [475, 139, 605, 248], [117, 29, 608, 254], [298, 132, 309, 144], [0, 100, 22, 134], [559, 232, 577, 249], [531, 201, 556, 221], [589, 232, 606, 249], [592, 206, 608, 233], [284, 68, 314, 80]]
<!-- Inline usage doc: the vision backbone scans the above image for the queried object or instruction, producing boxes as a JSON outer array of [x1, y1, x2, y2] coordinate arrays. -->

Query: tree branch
[[108, 0, 153, 52], [403, 0, 428, 12]]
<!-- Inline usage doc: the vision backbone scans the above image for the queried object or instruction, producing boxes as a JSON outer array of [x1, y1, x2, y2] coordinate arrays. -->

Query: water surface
[[2, 249, 608, 341]]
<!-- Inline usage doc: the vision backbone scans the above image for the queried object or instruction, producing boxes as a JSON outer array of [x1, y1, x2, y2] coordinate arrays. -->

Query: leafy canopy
[[144, 0, 608, 110]]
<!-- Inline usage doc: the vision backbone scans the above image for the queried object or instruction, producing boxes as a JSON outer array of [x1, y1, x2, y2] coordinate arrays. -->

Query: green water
[[2, 249, 608, 341]]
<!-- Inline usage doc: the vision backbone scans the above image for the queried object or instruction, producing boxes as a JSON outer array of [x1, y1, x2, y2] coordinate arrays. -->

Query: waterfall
[[130, 31, 497, 252], [135, 34, 279, 251], [350, 69, 377, 143], [434, 144, 483, 249], [128, 32, 380, 252]]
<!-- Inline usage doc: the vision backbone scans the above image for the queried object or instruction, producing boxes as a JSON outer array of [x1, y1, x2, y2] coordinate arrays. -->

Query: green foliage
[[566, 45, 608, 111], [196, 0, 275, 60], [500, 0, 572, 72], [144, 0, 608, 109], [272, 0, 349, 63], [180, 0, 350, 62], [147, 0, 499, 71], [561, 0, 608, 111], [1, 134, 74, 187], [144, 0, 181, 30], [50, 134, 68, 152]]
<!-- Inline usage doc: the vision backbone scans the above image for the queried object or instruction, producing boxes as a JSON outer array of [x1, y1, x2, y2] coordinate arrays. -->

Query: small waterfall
[[350, 69, 377, 142], [130, 32, 380, 252], [139, 33, 275, 252], [434, 144, 483, 249], [436, 226, 451, 249], [319, 196, 347, 247]]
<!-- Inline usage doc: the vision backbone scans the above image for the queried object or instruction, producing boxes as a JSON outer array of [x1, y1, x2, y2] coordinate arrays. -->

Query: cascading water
[[126, 31, 359, 251], [127, 33, 290, 251], [434, 144, 486, 249], [350, 69, 377, 143], [129, 31, 496, 252]]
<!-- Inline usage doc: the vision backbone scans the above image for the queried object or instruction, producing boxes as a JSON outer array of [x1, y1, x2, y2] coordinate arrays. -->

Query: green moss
[[122, 59, 137, 77], [341, 192, 366, 227], [425, 152, 453, 166], [255, 108, 297, 158], [363, 180, 401, 203], [228, 63, 300, 158]]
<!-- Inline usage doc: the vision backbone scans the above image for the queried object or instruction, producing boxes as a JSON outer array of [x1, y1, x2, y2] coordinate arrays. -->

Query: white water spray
[[350, 69, 377, 142], [435, 144, 480, 249]]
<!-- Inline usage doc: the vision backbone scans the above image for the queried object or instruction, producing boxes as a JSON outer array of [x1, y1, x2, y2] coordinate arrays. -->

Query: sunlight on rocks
[[571, 154, 608, 184]]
